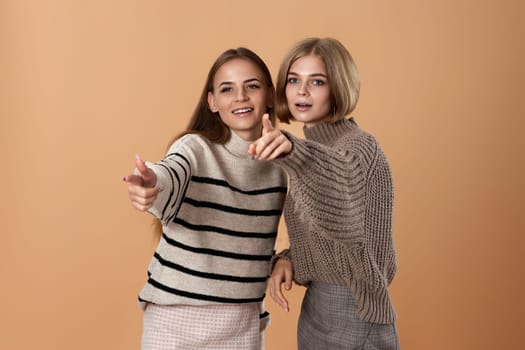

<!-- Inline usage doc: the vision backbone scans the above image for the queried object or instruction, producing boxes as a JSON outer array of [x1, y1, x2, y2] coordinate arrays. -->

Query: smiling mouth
[[232, 107, 254, 114]]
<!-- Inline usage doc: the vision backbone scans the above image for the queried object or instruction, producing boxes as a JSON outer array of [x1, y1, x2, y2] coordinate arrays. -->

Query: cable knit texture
[[273, 118, 397, 324]]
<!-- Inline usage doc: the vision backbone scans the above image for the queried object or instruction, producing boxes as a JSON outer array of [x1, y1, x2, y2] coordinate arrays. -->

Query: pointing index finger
[[262, 114, 274, 134]]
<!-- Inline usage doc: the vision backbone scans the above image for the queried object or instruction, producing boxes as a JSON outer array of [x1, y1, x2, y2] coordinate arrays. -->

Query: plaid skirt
[[142, 303, 262, 350], [298, 282, 400, 350]]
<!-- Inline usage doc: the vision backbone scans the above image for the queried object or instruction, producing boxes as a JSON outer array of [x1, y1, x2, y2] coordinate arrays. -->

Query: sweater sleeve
[[145, 139, 194, 224], [274, 131, 395, 290], [274, 131, 367, 245], [363, 143, 397, 285]]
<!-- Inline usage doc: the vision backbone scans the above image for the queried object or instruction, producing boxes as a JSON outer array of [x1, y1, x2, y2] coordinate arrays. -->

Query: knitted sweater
[[139, 131, 287, 307], [273, 118, 397, 324]]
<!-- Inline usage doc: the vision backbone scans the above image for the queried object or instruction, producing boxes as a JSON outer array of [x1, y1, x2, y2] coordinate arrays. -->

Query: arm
[[144, 142, 194, 224], [268, 257, 293, 312], [124, 138, 194, 224], [250, 118, 395, 289], [273, 131, 368, 245]]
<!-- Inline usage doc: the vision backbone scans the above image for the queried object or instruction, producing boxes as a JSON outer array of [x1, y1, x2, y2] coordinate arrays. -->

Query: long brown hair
[[152, 47, 275, 239]]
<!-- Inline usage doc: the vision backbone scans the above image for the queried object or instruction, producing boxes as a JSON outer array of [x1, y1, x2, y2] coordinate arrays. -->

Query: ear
[[207, 91, 217, 112]]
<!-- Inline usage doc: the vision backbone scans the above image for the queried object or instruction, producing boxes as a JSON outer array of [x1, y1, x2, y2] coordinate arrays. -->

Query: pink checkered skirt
[[142, 303, 263, 350]]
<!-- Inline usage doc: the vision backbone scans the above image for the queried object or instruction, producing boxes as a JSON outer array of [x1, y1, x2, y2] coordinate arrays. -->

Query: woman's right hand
[[268, 258, 294, 312], [248, 114, 292, 160], [123, 155, 159, 211]]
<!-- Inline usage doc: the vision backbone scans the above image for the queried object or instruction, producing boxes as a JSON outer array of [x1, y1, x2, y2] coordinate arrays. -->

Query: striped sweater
[[139, 131, 287, 307], [273, 118, 397, 324]]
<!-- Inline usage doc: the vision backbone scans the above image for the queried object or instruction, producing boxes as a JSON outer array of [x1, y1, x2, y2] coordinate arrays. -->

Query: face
[[285, 55, 332, 128], [207, 58, 272, 141]]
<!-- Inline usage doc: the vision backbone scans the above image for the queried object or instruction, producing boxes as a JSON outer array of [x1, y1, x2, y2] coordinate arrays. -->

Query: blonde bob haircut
[[275, 37, 360, 124]]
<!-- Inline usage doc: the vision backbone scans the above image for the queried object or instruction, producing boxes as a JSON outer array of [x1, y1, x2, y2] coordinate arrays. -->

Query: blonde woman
[[249, 37, 400, 349]]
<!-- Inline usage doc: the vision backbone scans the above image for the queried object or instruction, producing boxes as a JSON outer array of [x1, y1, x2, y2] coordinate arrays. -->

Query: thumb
[[261, 114, 274, 135], [135, 154, 149, 175], [134, 154, 157, 188], [285, 269, 293, 290]]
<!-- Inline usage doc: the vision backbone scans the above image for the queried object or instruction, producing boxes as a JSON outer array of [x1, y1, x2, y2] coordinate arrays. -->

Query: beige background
[[2, 0, 524, 349]]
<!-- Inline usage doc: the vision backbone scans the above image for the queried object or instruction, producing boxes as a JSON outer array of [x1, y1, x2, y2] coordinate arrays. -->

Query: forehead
[[214, 58, 264, 83], [289, 55, 327, 74]]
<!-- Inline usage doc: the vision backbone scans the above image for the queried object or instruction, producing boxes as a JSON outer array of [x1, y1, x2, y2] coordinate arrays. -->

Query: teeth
[[233, 108, 253, 114]]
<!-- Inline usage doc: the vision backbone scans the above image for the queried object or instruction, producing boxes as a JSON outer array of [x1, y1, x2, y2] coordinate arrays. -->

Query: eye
[[287, 77, 299, 84], [312, 79, 326, 86], [219, 87, 233, 93], [247, 83, 261, 89]]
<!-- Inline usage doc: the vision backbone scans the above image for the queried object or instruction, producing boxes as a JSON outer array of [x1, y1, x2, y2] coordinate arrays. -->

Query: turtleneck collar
[[303, 117, 357, 145], [223, 130, 254, 159]]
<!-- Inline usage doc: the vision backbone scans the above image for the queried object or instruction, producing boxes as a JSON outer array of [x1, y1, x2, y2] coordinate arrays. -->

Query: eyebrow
[[287, 72, 328, 78], [219, 78, 262, 87]]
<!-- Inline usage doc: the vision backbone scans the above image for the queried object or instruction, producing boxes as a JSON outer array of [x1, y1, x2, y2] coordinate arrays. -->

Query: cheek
[[257, 91, 269, 106], [216, 96, 232, 111], [318, 90, 332, 107], [314, 91, 332, 114]]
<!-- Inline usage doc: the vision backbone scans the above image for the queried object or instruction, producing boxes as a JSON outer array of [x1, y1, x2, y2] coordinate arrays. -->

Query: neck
[[232, 127, 263, 142]]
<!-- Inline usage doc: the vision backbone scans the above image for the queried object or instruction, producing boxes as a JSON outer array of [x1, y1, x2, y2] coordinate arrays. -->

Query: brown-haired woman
[[123, 47, 287, 349]]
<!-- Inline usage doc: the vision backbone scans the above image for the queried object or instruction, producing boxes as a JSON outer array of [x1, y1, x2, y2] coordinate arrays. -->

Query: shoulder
[[340, 122, 393, 181], [340, 123, 380, 162], [166, 133, 214, 155]]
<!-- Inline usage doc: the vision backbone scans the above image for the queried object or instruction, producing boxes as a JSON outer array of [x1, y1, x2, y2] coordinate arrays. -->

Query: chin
[[293, 116, 316, 124]]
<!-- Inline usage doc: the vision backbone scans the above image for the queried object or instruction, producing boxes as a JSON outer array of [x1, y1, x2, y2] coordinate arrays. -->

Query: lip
[[294, 103, 312, 112]]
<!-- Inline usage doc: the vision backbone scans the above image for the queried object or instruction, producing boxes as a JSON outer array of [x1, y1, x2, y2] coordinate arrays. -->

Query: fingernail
[[135, 154, 140, 160]]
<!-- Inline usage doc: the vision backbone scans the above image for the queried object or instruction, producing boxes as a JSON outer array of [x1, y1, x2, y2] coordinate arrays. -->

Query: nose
[[236, 87, 248, 101], [297, 81, 309, 96]]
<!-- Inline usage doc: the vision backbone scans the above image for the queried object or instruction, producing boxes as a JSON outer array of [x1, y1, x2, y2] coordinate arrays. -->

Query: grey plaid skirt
[[297, 282, 400, 350]]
